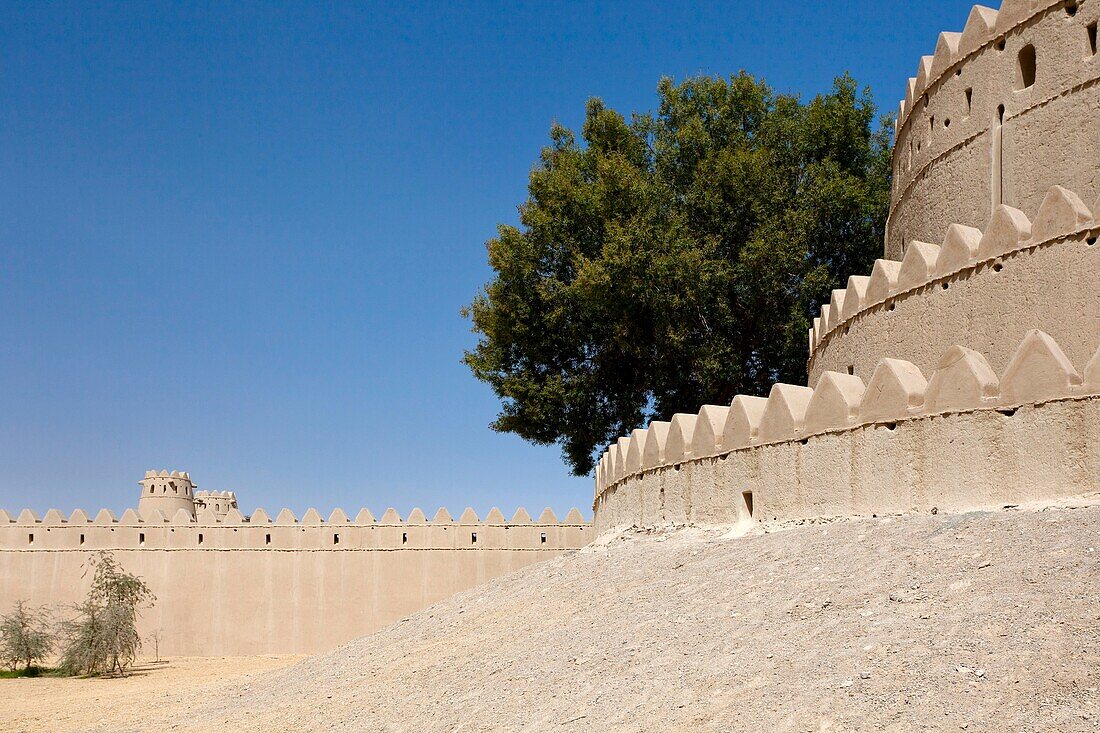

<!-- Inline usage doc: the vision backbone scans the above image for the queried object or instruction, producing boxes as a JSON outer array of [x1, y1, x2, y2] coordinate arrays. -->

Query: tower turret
[[193, 490, 238, 519], [137, 470, 197, 520]]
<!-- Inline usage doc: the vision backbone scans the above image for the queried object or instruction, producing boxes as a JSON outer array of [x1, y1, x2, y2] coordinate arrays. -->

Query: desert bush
[[58, 552, 155, 676], [0, 600, 54, 672]]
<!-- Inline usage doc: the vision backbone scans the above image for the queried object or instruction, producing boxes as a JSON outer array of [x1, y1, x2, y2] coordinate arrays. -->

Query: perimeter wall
[[0, 507, 589, 656]]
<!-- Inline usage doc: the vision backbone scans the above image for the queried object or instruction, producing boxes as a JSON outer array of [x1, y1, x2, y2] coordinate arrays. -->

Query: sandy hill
[[114, 502, 1100, 732]]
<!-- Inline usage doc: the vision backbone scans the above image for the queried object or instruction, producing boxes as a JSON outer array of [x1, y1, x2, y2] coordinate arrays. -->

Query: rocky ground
[[11, 501, 1100, 732]]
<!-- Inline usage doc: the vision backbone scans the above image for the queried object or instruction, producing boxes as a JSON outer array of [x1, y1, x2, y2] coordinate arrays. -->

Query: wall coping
[[595, 329, 1100, 499], [810, 184, 1097, 363]]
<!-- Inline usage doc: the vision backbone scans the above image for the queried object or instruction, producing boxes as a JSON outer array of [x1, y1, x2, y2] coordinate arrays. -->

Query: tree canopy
[[464, 72, 892, 476]]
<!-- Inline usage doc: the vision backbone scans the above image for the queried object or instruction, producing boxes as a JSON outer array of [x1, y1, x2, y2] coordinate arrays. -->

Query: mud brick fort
[[2, 0, 1098, 659]]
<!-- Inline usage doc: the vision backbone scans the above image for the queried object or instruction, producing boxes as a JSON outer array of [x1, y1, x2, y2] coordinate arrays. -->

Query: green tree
[[464, 72, 892, 475], [59, 552, 155, 676], [0, 600, 54, 672]]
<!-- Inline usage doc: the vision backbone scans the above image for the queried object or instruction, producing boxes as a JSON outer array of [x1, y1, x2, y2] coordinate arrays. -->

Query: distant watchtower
[[137, 470, 197, 520], [194, 490, 238, 519]]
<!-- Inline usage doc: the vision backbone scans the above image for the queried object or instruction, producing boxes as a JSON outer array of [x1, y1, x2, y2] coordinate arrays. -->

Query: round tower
[[193, 490, 238, 519], [137, 470, 197, 520]]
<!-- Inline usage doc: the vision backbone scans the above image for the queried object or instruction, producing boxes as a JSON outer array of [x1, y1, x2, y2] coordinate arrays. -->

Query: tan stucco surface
[[888, 0, 1100, 259], [808, 227, 1100, 382], [0, 511, 589, 656]]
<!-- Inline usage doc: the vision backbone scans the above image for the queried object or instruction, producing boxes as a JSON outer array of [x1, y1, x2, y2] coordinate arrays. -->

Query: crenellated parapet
[[807, 184, 1099, 382], [593, 330, 1100, 533], [887, 1, 1100, 259], [0, 505, 590, 552]]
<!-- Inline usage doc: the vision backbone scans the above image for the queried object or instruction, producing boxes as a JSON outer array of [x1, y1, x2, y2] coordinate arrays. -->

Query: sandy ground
[[8, 502, 1100, 732], [0, 655, 303, 733]]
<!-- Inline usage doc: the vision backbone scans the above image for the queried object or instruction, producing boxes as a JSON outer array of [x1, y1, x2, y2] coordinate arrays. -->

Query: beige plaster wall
[[808, 228, 1100, 383], [888, 0, 1100, 259], [595, 396, 1100, 535], [593, 324, 1100, 534], [0, 512, 590, 656]]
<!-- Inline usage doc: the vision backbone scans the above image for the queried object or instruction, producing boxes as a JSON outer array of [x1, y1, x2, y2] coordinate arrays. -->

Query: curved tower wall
[[887, 0, 1100, 260], [592, 0, 1100, 536], [136, 470, 196, 520]]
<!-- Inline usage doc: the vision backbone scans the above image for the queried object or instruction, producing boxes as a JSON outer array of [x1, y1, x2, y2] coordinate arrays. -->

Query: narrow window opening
[[1017, 44, 1036, 89], [1066, 2, 1078, 16], [265, 533, 271, 545], [401, 532, 408, 545], [929, 115, 935, 133], [139, 532, 145, 546], [742, 491, 754, 518], [198, 533, 204, 545], [993, 105, 1005, 209], [471, 532, 477, 544], [540, 533, 547, 544], [996, 38, 1006, 51], [965, 88, 973, 114], [27, 533, 33, 545], [333, 533, 340, 545], [1089, 22, 1098, 55], [79, 533, 85, 545], [993, 263, 1004, 272], [846, 365, 854, 375], [944, 118, 951, 128]]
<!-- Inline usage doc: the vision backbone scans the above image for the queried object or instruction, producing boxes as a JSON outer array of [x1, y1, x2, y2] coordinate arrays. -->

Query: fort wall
[[887, 0, 1100, 259], [0, 507, 588, 656], [808, 185, 1100, 383], [594, 331, 1100, 535]]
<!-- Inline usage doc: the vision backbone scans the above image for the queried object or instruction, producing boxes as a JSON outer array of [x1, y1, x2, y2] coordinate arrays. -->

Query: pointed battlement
[[808, 184, 1100, 385], [889, 1, 1100, 258], [595, 330, 1100, 503]]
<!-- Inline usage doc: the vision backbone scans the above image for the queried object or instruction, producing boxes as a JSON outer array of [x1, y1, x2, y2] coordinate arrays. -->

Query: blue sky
[[0, 0, 976, 518]]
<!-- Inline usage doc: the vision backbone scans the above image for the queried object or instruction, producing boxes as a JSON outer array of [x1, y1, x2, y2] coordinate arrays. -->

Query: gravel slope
[[116, 502, 1100, 733]]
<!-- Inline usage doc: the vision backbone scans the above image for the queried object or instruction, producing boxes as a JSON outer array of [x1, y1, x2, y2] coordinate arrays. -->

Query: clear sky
[[0, 0, 976, 518]]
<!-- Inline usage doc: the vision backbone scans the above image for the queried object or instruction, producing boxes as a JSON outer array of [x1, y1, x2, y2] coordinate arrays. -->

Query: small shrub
[[0, 600, 54, 672], [58, 552, 155, 677]]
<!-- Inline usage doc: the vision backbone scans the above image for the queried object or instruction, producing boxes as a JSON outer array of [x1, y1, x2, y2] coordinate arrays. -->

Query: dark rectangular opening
[[471, 532, 477, 544], [1017, 44, 1036, 88], [965, 88, 973, 114], [742, 491, 754, 518], [198, 533, 204, 545], [79, 533, 85, 545], [540, 532, 547, 544], [139, 532, 145, 546], [333, 533, 340, 545], [846, 365, 854, 375], [265, 533, 271, 545], [1090, 22, 1098, 55], [27, 533, 33, 545], [401, 532, 408, 545]]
